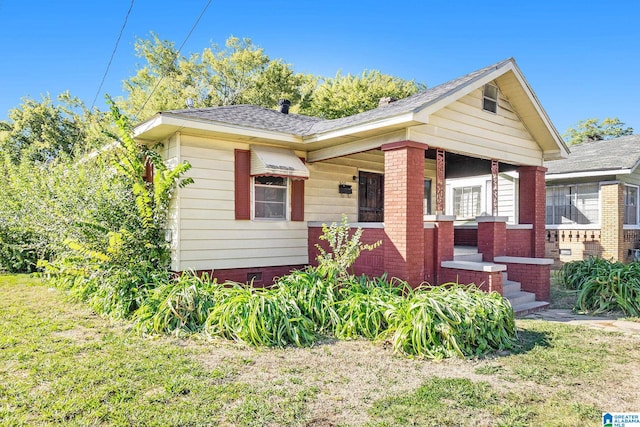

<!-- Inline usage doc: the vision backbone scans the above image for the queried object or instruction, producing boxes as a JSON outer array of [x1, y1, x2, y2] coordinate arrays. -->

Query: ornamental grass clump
[[132, 272, 219, 335], [560, 257, 640, 316], [204, 284, 317, 347], [383, 284, 517, 359]]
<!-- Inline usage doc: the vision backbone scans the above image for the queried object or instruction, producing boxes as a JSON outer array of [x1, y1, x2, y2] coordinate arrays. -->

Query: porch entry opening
[[358, 171, 384, 222]]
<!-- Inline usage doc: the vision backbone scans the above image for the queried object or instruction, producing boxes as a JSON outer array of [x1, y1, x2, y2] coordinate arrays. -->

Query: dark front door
[[358, 171, 384, 222]]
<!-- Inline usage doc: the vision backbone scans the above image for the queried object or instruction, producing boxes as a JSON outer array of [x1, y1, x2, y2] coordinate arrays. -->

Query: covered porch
[[307, 141, 553, 312]]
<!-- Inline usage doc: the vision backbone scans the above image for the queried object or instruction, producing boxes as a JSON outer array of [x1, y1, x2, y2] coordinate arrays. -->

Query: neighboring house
[[133, 58, 568, 307], [545, 134, 640, 266]]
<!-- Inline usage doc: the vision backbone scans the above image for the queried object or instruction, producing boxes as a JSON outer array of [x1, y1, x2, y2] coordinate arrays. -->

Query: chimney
[[278, 99, 291, 114], [378, 96, 397, 107]]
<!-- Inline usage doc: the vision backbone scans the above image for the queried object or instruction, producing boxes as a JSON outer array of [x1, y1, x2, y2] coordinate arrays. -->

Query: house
[[545, 134, 640, 266], [133, 58, 567, 310]]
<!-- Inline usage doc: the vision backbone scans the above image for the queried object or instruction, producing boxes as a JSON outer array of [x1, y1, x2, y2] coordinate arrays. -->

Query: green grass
[[2, 274, 639, 426]]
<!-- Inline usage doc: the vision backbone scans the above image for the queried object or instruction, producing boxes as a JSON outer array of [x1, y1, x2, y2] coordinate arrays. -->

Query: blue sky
[[1, 0, 638, 136]]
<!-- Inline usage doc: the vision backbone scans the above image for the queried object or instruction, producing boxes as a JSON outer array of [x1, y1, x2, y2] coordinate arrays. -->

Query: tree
[[300, 70, 426, 119], [0, 92, 110, 164], [120, 34, 310, 120], [562, 117, 634, 145]]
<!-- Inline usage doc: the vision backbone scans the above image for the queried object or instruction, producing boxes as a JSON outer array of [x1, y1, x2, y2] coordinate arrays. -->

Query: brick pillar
[[600, 182, 624, 261], [477, 216, 507, 261], [382, 141, 427, 287], [518, 166, 547, 258]]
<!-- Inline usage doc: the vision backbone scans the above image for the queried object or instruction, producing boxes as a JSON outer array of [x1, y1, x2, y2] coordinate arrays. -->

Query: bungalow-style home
[[545, 134, 640, 266], [133, 58, 568, 312]]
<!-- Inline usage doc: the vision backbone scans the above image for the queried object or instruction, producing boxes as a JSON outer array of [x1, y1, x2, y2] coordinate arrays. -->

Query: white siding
[[409, 85, 544, 166], [177, 135, 308, 271], [306, 150, 437, 223], [445, 173, 517, 223]]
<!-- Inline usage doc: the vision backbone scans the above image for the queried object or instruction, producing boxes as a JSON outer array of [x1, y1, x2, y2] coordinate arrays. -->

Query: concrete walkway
[[520, 309, 640, 337]]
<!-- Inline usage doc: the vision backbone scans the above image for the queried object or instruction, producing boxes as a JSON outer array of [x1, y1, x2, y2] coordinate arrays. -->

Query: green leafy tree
[[300, 70, 425, 119], [0, 92, 110, 164], [120, 34, 309, 119], [563, 117, 634, 145]]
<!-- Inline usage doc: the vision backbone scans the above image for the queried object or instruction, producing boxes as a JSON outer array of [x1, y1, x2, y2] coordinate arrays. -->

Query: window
[[624, 185, 638, 225], [424, 179, 432, 215], [254, 176, 287, 219], [546, 183, 599, 225], [483, 84, 498, 113], [453, 186, 482, 218]]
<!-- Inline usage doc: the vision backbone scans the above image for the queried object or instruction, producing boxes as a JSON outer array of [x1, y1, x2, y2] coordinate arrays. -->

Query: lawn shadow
[[508, 327, 552, 355]]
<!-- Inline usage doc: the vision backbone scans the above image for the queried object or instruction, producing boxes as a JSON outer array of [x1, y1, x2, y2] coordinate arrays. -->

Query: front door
[[358, 171, 384, 222]]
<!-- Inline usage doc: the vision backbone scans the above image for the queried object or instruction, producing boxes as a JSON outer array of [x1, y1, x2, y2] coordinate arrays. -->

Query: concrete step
[[504, 290, 537, 307], [511, 300, 550, 316], [453, 252, 483, 262], [503, 279, 522, 296]]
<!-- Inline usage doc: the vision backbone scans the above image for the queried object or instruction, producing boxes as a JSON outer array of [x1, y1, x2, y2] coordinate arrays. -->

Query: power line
[[91, 0, 135, 111], [134, 0, 213, 120]]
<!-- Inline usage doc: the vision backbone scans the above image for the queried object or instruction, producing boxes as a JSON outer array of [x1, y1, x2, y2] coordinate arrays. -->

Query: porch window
[[254, 176, 287, 220], [453, 186, 481, 218], [483, 84, 498, 113], [546, 183, 599, 225], [624, 185, 639, 225]]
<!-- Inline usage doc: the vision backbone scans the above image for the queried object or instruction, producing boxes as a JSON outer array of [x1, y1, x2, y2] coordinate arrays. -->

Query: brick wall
[[477, 219, 506, 261], [454, 227, 477, 246], [188, 265, 307, 287], [308, 226, 386, 277], [502, 262, 550, 301], [506, 228, 532, 257]]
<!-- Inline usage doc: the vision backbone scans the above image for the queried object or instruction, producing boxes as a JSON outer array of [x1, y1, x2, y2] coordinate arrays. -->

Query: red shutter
[[234, 149, 251, 220], [291, 178, 305, 221]]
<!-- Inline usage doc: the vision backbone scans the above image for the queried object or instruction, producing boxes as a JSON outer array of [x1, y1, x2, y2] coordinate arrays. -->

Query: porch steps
[[452, 248, 548, 316]]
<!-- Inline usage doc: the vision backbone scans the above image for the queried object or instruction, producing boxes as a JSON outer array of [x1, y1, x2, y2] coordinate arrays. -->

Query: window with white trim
[[482, 84, 498, 113], [624, 185, 638, 225], [453, 186, 482, 218], [546, 183, 599, 225], [254, 176, 287, 219]]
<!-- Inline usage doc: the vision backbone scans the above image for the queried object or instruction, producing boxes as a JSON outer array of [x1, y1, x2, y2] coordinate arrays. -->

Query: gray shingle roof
[[161, 58, 514, 137], [545, 134, 640, 175]]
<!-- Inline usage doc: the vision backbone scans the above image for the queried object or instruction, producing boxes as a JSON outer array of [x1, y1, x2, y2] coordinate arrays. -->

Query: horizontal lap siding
[[306, 150, 436, 223], [178, 136, 308, 270], [409, 88, 543, 166]]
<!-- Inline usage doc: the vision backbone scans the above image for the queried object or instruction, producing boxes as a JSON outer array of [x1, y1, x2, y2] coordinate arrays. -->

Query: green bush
[[560, 258, 640, 316], [383, 284, 517, 359], [205, 284, 316, 347], [133, 272, 219, 335]]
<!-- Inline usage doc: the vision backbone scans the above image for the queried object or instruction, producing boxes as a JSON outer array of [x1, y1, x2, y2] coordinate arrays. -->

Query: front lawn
[[1, 275, 638, 426]]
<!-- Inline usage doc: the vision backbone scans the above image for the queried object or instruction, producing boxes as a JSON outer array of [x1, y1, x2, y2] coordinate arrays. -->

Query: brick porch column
[[600, 182, 624, 261], [382, 141, 427, 287], [518, 166, 547, 258], [477, 216, 507, 261]]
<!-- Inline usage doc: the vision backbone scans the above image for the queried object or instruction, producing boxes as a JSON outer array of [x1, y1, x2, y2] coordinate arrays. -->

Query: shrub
[[560, 258, 640, 316], [205, 284, 316, 347], [383, 284, 517, 359], [133, 273, 219, 335]]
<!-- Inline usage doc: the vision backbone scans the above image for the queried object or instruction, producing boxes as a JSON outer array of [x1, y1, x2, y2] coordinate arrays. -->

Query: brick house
[[133, 58, 568, 311], [545, 134, 640, 266]]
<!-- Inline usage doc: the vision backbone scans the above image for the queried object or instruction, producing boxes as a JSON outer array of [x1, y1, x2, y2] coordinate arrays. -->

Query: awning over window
[[250, 145, 309, 179]]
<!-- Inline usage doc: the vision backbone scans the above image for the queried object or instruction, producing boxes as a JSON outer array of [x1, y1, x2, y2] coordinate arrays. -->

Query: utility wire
[[134, 0, 213, 120], [91, 0, 135, 110]]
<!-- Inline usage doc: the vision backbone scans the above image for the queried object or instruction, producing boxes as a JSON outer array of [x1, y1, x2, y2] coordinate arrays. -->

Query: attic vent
[[482, 84, 498, 113], [378, 96, 397, 107], [278, 99, 291, 114]]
